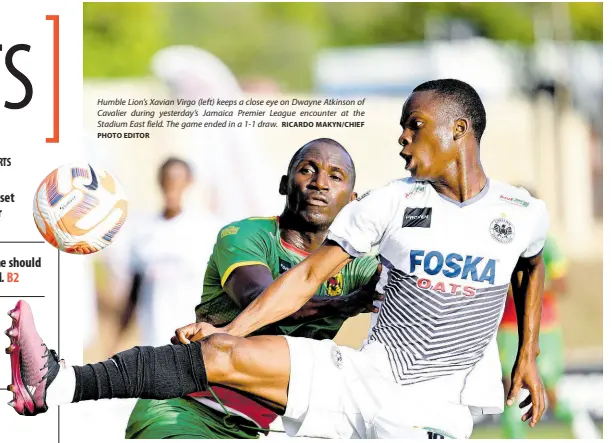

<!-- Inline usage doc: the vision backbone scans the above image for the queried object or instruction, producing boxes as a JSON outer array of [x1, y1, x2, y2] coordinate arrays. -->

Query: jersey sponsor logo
[[490, 218, 515, 244], [278, 258, 292, 274], [416, 277, 476, 296], [220, 226, 240, 238], [409, 250, 496, 284], [356, 190, 371, 201], [325, 272, 343, 296], [405, 182, 427, 199], [500, 195, 529, 207], [402, 207, 432, 228]]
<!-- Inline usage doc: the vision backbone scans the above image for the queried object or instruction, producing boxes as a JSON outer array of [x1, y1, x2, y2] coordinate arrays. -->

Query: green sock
[[501, 404, 526, 439]]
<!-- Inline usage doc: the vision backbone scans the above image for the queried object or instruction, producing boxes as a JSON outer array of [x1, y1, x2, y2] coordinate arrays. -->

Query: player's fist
[[507, 356, 546, 428], [366, 263, 383, 290], [172, 322, 223, 344], [336, 264, 384, 317]]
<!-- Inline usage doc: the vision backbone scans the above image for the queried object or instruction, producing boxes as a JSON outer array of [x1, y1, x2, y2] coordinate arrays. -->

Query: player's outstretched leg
[[200, 333, 290, 409], [6, 300, 291, 416]]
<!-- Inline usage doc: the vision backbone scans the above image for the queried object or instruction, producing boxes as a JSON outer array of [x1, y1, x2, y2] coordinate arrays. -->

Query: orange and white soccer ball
[[33, 163, 128, 254]]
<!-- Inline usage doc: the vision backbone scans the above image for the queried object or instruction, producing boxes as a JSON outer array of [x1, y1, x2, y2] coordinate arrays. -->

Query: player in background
[[150, 46, 283, 223], [7, 80, 547, 439], [126, 139, 381, 438], [116, 157, 221, 347], [498, 188, 599, 439]]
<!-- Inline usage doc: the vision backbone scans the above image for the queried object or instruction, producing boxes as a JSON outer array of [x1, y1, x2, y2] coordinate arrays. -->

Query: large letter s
[[5, 44, 33, 110]]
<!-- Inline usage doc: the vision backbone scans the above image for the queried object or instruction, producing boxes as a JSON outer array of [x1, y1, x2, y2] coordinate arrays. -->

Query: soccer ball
[[33, 163, 128, 254]]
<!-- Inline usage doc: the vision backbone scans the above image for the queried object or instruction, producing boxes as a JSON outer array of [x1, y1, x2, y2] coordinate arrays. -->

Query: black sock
[[72, 342, 207, 403]]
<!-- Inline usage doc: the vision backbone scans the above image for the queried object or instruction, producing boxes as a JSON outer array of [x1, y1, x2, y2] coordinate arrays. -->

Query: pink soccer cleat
[[5, 300, 63, 415]]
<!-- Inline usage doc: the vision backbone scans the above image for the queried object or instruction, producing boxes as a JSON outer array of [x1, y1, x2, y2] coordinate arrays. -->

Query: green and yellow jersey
[[498, 236, 572, 438], [196, 216, 379, 340], [127, 216, 379, 438], [498, 235, 567, 386], [500, 235, 567, 329]]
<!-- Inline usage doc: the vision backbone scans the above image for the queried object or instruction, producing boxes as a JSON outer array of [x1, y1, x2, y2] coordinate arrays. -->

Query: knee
[[201, 334, 249, 382]]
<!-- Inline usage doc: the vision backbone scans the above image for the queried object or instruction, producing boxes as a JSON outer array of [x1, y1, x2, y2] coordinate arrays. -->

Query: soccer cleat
[[8, 308, 20, 321], [5, 300, 64, 415]]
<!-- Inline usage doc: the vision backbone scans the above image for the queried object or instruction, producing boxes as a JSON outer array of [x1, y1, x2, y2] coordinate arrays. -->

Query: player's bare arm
[[225, 263, 381, 320], [507, 252, 546, 427], [176, 242, 354, 342], [225, 242, 352, 337], [175, 261, 381, 343]]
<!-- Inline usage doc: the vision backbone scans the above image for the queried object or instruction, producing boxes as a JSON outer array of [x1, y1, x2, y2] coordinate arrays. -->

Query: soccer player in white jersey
[[7, 79, 548, 439], [115, 157, 221, 346]]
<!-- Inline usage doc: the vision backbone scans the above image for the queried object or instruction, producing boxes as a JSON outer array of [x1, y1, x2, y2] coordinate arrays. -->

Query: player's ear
[[279, 175, 288, 196], [453, 118, 469, 141], [350, 192, 358, 202]]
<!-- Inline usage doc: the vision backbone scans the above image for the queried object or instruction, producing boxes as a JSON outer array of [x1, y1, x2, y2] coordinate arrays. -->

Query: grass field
[[472, 423, 604, 439]]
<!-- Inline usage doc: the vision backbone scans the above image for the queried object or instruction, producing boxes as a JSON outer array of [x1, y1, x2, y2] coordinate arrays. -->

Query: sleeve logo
[[356, 190, 371, 201], [220, 226, 240, 238]]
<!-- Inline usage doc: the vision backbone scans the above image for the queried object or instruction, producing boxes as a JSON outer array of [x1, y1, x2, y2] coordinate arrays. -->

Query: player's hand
[[366, 263, 383, 292], [507, 356, 546, 428], [360, 263, 384, 313], [171, 322, 224, 344], [337, 264, 384, 317]]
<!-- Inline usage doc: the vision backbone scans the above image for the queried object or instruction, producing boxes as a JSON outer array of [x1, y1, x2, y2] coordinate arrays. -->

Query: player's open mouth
[[305, 195, 329, 206], [402, 154, 413, 170]]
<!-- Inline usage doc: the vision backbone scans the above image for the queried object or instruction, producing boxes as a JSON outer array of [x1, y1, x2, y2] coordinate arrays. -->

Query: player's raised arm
[[223, 241, 353, 337], [506, 200, 549, 428], [225, 262, 381, 324]]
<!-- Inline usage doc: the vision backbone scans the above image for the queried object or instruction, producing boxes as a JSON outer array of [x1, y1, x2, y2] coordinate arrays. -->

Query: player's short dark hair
[[287, 138, 356, 187], [158, 156, 192, 183], [412, 79, 487, 143]]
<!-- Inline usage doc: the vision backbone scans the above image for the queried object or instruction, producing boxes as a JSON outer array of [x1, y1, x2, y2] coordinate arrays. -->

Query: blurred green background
[[83, 2, 603, 90]]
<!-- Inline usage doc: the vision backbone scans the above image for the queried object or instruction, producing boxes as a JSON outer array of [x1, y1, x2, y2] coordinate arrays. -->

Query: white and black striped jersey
[[328, 178, 548, 387]]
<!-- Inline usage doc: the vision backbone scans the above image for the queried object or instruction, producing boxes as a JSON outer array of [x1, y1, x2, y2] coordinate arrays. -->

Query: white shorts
[[282, 337, 475, 439]]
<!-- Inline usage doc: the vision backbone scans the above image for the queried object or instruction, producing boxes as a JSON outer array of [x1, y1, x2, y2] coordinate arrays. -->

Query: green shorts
[[125, 397, 261, 439], [497, 327, 564, 388]]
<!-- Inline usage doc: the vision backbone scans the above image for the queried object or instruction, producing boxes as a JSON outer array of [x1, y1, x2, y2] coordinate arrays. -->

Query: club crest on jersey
[[490, 218, 515, 244], [325, 273, 344, 296]]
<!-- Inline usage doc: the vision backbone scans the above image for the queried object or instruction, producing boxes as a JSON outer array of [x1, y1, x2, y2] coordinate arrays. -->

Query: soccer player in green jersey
[[124, 137, 381, 438], [498, 187, 597, 439]]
